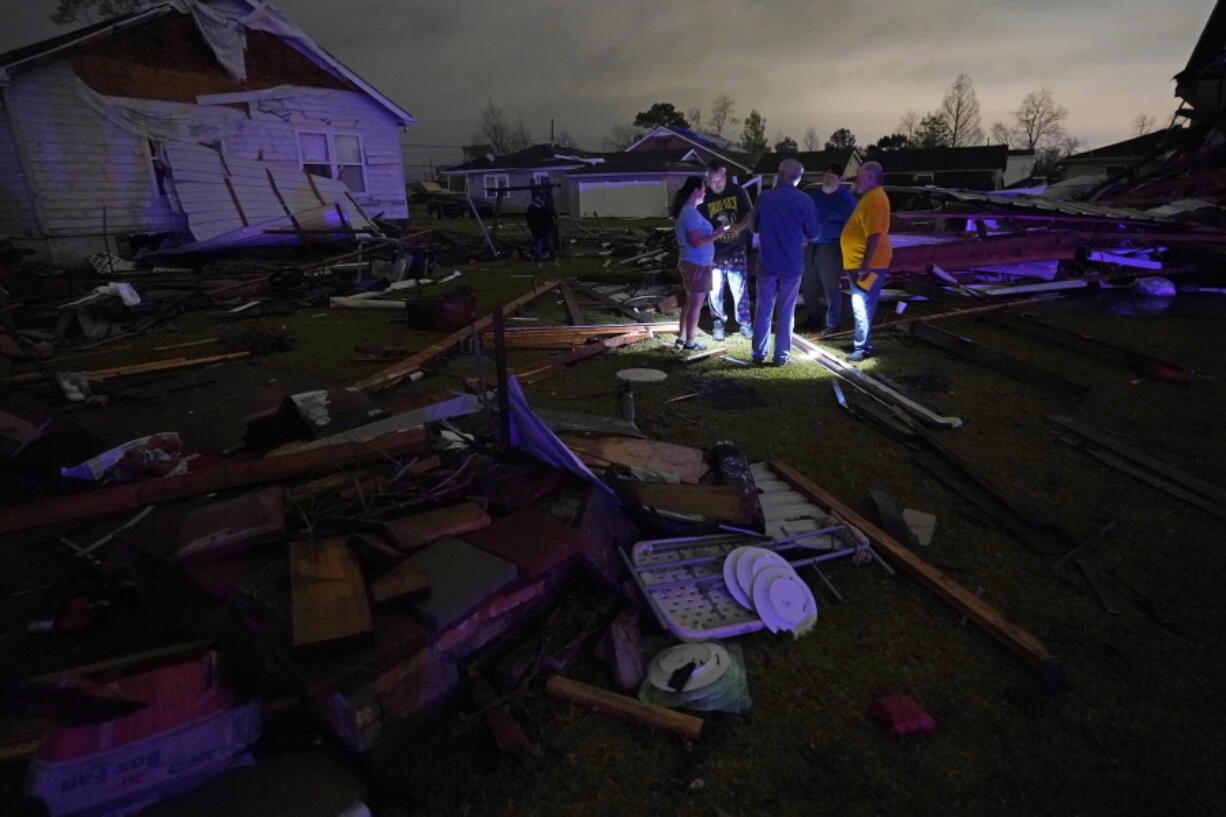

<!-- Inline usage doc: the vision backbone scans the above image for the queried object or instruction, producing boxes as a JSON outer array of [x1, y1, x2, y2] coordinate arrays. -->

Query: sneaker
[[674, 338, 685, 350], [751, 356, 766, 365], [739, 324, 754, 340], [817, 327, 839, 339], [773, 357, 789, 367], [711, 319, 726, 342], [847, 350, 872, 362], [683, 342, 708, 352]]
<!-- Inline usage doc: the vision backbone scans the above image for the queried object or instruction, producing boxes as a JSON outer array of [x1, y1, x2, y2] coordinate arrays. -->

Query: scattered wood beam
[[351, 280, 561, 392], [768, 461, 1057, 670], [0, 427, 429, 535], [907, 322, 1088, 396], [516, 331, 650, 384], [0, 352, 250, 388], [681, 347, 726, 364], [544, 675, 704, 741], [561, 284, 586, 326]]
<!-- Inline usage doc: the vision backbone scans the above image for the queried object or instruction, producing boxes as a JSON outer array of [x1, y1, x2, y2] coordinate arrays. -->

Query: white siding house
[[0, 1, 414, 264]]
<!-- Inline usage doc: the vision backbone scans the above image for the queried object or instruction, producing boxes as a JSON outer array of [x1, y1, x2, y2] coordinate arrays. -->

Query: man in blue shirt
[[800, 163, 856, 335], [750, 158, 820, 365]]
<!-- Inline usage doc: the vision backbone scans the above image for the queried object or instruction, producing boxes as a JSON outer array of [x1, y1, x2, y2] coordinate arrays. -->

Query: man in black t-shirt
[[698, 159, 754, 341]]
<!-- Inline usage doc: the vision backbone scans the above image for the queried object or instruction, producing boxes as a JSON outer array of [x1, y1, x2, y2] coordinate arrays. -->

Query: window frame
[[296, 131, 368, 194], [483, 173, 510, 200], [532, 171, 551, 188]]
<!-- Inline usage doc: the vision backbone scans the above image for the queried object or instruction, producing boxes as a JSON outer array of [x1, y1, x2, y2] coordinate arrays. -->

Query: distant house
[[1175, 0, 1225, 115], [624, 126, 755, 178], [0, 0, 414, 264], [752, 149, 862, 189], [441, 144, 606, 213], [1058, 130, 1181, 179], [862, 145, 1024, 190], [564, 150, 705, 218]]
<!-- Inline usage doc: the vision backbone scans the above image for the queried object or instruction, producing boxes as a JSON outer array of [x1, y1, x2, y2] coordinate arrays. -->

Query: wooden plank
[[608, 609, 645, 690], [627, 483, 756, 524], [291, 537, 373, 646], [381, 501, 492, 551], [0, 427, 429, 535], [483, 322, 680, 341], [0, 352, 251, 388], [351, 280, 562, 392], [768, 460, 1057, 669], [908, 322, 1088, 396], [370, 560, 431, 604], [561, 435, 707, 484], [1049, 414, 1226, 506], [682, 347, 727, 364], [545, 675, 703, 741], [515, 331, 650, 384], [561, 284, 586, 326]]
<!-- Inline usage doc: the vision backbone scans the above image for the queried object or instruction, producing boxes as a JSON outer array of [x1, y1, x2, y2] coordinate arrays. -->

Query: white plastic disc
[[647, 643, 731, 692], [722, 547, 756, 609], [735, 549, 789, 599], [616, 368, 668, 383], [751, 567, 816, 634]]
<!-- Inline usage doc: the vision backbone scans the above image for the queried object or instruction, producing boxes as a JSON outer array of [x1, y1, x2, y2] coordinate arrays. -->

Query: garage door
[[577, 181, 666, 219]]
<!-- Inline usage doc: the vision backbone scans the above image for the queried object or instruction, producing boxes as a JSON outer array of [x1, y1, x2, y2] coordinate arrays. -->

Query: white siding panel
[[4, 62, 185, 236], [0, 104, 44, 236]]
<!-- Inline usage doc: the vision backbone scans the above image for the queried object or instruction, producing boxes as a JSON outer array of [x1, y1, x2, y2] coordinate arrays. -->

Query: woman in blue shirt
[[671, 176, 727, 351]]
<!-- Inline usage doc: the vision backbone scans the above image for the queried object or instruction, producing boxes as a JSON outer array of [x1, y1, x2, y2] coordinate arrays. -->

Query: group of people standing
[[671, 157, 892, 363]]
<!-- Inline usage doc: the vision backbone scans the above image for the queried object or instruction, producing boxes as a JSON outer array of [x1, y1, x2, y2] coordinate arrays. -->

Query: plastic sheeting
[[506, 375, 616, 497], [168, 0, 310, 82]]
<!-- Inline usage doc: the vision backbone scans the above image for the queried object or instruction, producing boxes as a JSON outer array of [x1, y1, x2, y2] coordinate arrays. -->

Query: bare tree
[[939, 74, 983, 147], [510, 119, 532, 153], [473, 101, 515, 155], [708, 95, 737, 138], [803, 127, 820, 151], [1059, 134, 1082, 157], [603, 124, 642, 151], [1132, 113, 1157, 137], [897, 111, 920, 141], [687, 108, 704, 133], [990, 122, 1013, 146], [1012, 88, 1068, 151], [555, 129, 578, 148]]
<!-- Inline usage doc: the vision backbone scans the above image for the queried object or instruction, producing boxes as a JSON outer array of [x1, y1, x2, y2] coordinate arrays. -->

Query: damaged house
[[0, 0, 414, 265]]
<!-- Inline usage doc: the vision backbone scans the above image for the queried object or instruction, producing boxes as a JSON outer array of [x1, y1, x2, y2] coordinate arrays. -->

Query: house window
[[147, 139, 168, 196], [532, 171, 551, 188], [297, 131, 367, 193], [483, 173, 510, 199]]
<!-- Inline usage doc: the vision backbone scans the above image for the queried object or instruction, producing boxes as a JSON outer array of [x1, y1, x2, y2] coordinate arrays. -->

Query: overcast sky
[[1, 1, 1214, 177]]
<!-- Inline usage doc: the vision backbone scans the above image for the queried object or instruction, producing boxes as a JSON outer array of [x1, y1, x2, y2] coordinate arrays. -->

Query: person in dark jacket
[[800, 163, 856, 335], [526, 187, 554, 263]]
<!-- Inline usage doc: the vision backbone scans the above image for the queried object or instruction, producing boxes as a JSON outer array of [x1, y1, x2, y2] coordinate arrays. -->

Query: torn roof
[[1175, 0, 1226, 83], [0, 1, 414, 126], [889, 185, 1179, 225], [625, 126, 754, 171], [565, 150, 702, 177], [1063, 129, 1183, 162], [442, 144, 608, 174], [753, 148, 859, 175], [864, 145, 1010, 174]]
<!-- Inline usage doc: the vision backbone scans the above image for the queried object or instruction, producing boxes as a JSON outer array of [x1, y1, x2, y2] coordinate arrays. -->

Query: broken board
[[462, 509, 586, 579], [290, 538, 373, 647], [560, 434, 707, 484], [381, 501, 493, 551], [627, 483, 757, 524], [371, 560, 431, 604], [406, 538, 518, 630]]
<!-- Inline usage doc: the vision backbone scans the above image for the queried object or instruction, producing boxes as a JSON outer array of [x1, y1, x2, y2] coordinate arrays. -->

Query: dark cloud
[[0, 0, 1212, 173]]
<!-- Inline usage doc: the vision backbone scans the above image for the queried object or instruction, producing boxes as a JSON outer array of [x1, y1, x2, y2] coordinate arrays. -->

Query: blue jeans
[[752, 273, 802, 362], [708, 248, 751, 327], [849, 269, 887, 354], [803, 242, 844, 330]]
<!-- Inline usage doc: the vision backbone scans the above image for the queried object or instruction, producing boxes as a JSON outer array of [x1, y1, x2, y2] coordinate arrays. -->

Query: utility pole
[[550, 118, 555, 143]]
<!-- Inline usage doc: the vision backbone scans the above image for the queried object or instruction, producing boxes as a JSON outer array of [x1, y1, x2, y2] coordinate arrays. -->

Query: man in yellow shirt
[[839, 161, 892, 362]]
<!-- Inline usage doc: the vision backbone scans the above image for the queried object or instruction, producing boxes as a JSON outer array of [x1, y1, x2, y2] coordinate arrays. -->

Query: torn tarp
[[506, 376, 616, 497]]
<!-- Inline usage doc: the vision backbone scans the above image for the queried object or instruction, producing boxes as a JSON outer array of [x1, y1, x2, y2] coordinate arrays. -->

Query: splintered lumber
[[544, 675, 703, 741], [0, 352, 251, 388], [561, 284, 586, 325], [0, 427, 429, 535], [889, 231, 1084, 272], [351, 280, 561, 392], [988, 313, 1197, 383], [482, 323, 680, 348], [768, 461, 1056, 669], [1049, 414, 1226, 514], [560, 435, 707, 484], [371, 560, 431, 604], [380, 501, 492, 551], [572, 283, 652, 322], [291, 537, 373, 647], [908, 322, 1088, 396], [516, 331, 651, 384], [627, 483, 756, 524]]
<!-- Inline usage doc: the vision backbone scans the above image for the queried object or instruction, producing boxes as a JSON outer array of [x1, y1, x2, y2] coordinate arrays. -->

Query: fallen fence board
[[768, 461, 1056, 668], [351, 280, 561, 392], [1049, 414, 1226, 507], [627, 483, 756, 524], [908, 322, 1088, 396], [561, 285, 586, 326], [291, 537, 373, 647], [0, 352, 251, 388], [0, 427, 429, 535], [988, 313, 1197, 383], [561, 435, 707, 484], [516, 331, 650, 384]]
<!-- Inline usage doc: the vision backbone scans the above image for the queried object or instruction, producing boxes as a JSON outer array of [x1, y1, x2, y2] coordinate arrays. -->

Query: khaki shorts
[[677, 260, 714, 293]]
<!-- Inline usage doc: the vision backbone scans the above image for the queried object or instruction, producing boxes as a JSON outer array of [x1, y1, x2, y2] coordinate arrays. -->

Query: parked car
[[426, 195, 494, 219]]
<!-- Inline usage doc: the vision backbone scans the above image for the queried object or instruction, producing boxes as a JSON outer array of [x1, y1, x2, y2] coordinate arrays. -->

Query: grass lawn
[[10, 247, 1225, 817]]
